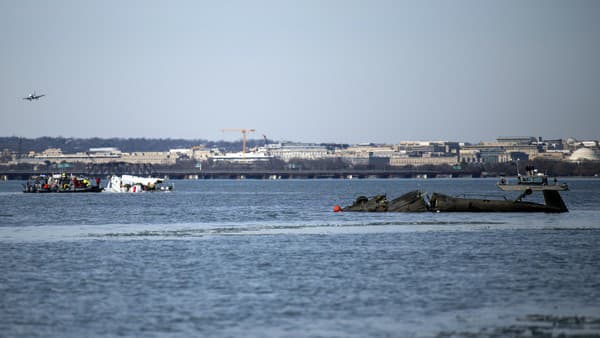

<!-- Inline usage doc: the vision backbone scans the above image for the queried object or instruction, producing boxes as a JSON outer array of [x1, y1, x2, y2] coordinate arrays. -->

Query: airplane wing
[[37, 94, 45, 98]]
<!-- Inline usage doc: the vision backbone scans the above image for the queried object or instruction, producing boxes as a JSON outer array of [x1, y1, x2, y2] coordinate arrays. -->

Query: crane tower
[[220, 128, 256, 158]]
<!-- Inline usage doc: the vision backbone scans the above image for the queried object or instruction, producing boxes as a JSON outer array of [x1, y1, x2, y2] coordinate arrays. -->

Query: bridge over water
[[0, 164, 481, 180]]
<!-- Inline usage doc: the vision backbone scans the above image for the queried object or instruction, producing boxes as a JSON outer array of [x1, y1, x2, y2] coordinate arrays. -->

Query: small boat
[[23, 173, 103, 193], [104, 175, 173, 193], [497, 167, 568, 192]]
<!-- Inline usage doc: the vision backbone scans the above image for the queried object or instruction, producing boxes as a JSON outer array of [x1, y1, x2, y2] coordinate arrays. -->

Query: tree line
[[0, 136, 275, 154]]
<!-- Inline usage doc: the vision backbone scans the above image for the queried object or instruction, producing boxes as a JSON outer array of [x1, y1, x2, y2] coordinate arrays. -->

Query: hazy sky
[[1, 0, 599, 144]]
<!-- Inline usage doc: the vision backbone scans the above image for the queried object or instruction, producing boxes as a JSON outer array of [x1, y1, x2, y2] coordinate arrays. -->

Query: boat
[[104, 175, 173, 193], [334, 168, 569, 213], [497, 165, 569, 192], [23, 173, 103, 193]]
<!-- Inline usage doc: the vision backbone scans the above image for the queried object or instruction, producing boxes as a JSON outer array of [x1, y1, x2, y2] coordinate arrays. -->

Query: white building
[[121, 152, 176, 165], [267, 143, 330, 162]]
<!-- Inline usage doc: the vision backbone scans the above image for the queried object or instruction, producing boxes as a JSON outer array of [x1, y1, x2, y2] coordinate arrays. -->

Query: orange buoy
[[333, 205, 342, 212]]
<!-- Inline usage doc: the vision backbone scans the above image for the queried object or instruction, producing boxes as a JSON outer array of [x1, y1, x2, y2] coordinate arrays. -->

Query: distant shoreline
[[1, 168, 599, 181]]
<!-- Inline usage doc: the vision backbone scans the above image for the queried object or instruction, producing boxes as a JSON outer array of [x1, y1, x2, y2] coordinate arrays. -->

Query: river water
[[1, 178, 600, 337]]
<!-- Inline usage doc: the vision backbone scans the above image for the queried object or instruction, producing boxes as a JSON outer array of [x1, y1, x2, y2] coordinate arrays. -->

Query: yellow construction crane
[[221, 128, 256, 157]]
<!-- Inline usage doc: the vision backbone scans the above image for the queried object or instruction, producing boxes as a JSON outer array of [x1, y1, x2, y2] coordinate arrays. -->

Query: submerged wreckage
[[335, 170, 569, 213], [104, 175, 173, 193]]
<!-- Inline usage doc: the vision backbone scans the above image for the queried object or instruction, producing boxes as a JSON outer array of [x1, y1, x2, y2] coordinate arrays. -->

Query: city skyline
[[1, 134, 598, 146], [1, 1, 599, 143]]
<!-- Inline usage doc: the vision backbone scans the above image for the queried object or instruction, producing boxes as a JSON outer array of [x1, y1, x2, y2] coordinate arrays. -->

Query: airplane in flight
[[23, 92, 45, 101]]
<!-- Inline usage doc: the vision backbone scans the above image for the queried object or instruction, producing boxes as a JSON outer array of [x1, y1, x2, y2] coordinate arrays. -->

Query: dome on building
[[569, 148, 600, 162], [565, 137, 578, 145]]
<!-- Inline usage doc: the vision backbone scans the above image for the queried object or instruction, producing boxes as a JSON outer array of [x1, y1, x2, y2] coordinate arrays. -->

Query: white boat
[[104, 175, 173, 193]]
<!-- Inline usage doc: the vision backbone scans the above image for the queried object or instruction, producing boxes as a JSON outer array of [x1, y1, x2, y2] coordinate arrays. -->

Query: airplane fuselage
[[23, 93, 45, 101]]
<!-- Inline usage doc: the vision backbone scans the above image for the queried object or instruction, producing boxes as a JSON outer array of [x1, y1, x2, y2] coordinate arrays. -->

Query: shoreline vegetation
[[0, 136, 265, 154]]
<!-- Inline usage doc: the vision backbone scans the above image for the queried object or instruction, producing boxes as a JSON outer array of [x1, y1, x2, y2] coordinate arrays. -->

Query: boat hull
[[497, 183, 569, 192], [23, 186, 103, 193]]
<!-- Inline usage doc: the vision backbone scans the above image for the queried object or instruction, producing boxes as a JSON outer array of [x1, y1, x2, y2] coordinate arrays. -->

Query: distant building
[[459, 149, 481, 163], [89, 147, 122, 155], [535, 150, 569, 161], [268, 143, 330, 162], [169, 148, 192, 156], [569, 148, 600, 162], [463, 140, 539, 163], [395, 141, 459, 157], [389, 154, 458, 166], [480, 148, 510, 163], [21, 147, 178, 165], [34, 148, 100, 163], [496, 136, 537, 145], [121, 152, 176, 165], [211, 150, 272, 163], [190, 146, 213, 161], [537, 138, 564, 151], [336, 144, 394, 166], [4, 136, 598, 168]]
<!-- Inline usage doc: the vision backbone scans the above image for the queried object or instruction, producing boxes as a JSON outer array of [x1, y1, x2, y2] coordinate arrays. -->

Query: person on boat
[[95, 177, 101, 187]]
